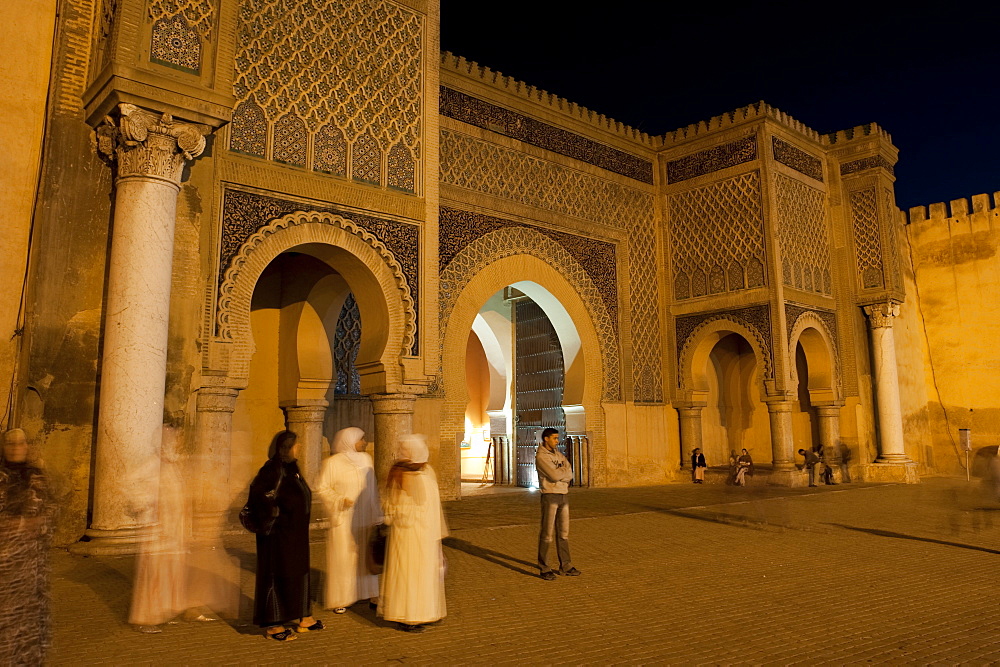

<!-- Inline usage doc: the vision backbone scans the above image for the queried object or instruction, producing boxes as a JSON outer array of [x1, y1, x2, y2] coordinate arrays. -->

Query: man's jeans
[[538, 493, 572, 573]]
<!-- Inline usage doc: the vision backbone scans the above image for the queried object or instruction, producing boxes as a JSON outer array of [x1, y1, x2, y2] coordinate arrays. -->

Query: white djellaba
[[314, 427, 383, 611], [378, 434, 448, 629]]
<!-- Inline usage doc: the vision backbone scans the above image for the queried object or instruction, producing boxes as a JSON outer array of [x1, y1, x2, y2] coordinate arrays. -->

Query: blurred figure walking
[[315, 427, 382, 614], [379, 435, 447, 633], [250, 431, 321, 641], [0, 428, 55, 666]]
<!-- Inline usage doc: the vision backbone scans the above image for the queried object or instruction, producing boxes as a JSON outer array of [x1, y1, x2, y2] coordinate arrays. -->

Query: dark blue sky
[[440, 1, 1000, 210]]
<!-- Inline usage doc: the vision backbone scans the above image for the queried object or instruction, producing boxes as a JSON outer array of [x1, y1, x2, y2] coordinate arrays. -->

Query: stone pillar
[[283, 401, 329, 484], [861, 303, 918, 483], [83, 104, 208, 552], [192, 387, 239, 540], [765, 399, 802, 486], [816, 404, 843, 483], [677, 406, 703, 467], [370, 393, 415, 482]]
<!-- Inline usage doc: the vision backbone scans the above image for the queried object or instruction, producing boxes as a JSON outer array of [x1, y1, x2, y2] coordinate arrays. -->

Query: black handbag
[[367, 524, 389, 575], [239, 465, 285, 535]]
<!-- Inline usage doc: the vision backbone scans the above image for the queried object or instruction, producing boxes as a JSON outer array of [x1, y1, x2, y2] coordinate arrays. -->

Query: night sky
[[440, 1, 1000, 210]]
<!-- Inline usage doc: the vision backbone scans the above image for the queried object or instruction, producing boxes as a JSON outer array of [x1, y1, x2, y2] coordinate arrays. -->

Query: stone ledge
[[859, 461, 920, 484]]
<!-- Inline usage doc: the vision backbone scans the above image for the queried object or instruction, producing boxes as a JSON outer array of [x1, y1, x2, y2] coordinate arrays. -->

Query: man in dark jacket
[[798, 448, 820, 487], [535, 428, 580, 581]]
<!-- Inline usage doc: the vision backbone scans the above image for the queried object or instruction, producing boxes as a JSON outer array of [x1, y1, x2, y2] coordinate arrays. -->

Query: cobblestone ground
[[48, 477, 1000, 665]]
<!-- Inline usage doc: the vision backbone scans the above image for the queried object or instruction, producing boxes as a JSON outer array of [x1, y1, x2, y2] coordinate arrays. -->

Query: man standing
[[798, 448, 820, 487], [535, 428, 580, 581]]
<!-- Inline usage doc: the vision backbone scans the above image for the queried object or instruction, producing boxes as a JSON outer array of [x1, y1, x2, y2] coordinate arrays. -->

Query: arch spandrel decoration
[[216, 211, 417, 388], [675, 305, 773, 395], [438, 226, 621, 402]]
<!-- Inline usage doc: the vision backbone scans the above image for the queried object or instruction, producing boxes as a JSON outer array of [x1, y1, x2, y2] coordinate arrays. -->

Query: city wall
[[901, 193, 1000, 473]]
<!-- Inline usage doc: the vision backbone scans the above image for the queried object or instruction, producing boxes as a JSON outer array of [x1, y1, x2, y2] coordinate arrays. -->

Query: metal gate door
[[514, 298, 566, 487]]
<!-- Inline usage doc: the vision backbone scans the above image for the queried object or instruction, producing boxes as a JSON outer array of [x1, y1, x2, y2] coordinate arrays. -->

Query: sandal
[[265, 628, 297, 641], [296, 619, 325, 632], [334, 607, 348, 614]]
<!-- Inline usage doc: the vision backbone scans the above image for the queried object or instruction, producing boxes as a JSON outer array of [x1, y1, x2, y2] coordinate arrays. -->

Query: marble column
[[284, 401, 329, 484], [677, 406, 703, 467], [863, 302, 909, 463], [765, 399, 796, 472], [83, 104, 208, 552], [370, 393, 416, 482], [192, 387, 239, 541]]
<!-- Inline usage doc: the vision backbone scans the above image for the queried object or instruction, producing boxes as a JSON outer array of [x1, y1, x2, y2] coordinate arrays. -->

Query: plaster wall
[[902, 195, 1000, 473], [0, 0, 56, 429], [603, 403, 677, 485]]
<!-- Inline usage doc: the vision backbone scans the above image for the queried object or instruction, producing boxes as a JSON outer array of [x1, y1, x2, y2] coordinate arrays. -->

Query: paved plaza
[[49, 477, 1000, 665]]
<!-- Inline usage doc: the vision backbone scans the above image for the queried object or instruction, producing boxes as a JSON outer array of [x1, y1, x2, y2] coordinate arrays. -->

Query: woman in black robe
[[251, 430, 323, 640], [0, 428, 55, 664]]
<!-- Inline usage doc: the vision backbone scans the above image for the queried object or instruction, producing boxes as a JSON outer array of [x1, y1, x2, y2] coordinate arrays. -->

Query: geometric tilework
[[627, 221, 663, 403], [848, 188, 884, 290], [314, 124, 347, 176], [148, 0, 214, 38], [775, 174, 831, 295], [440, 130, 653, 230], [232, 0, 422, 189], [334, 293, 362, 395], [439, 86, 653, 184], [273, 113, 307, 167], [230, 100, 267, 157], [667, 171, 766, 300], [150, 14, 201, 73], [220, 188, 420, 354], [387, 142, 416, 192]]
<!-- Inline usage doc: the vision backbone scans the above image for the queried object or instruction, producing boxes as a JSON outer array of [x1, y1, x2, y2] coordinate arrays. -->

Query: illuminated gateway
[[1, 0, 994, 549]]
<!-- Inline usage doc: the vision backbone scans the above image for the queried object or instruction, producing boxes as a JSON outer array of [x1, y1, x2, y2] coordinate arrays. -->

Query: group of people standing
[[247, 427, 446, 640]]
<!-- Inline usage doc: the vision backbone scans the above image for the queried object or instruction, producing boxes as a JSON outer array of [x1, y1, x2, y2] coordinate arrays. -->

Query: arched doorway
[[788, 318, 842, 477], [460, 283, 588, 490], [702, 333, 771, 468]]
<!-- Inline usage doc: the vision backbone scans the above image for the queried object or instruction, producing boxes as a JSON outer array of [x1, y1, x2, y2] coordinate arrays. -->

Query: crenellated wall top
[[659, 101, 823, 147], [905, 192, 1000, 224], [440, 51, 654, 147]]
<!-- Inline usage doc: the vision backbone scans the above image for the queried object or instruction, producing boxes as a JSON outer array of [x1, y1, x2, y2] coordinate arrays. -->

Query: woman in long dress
[[0, 428, 54, 665], [250, 430, 322, 641], [379, 434, 447, 633], [315, 427, 382, 614]]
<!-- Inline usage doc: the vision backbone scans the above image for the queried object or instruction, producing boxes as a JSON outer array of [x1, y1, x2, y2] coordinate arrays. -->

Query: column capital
[[863, 301, 901, 329], [370, 393, 416, 414], [96, 103, 210, 185], [196, 387, 239, 413], [284, 404, 329, 423]]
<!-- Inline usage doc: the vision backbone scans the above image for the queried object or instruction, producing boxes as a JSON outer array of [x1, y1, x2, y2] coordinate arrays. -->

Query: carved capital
[[370, 393, 416, 415], [195, 387, 239, 413], [97, 103, 209, 185], [863, 302, 900, 329]]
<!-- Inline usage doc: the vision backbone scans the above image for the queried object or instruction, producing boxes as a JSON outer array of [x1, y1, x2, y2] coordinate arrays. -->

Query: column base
[[70, 525, 158, 556], [768, 468, 811, 487], [859, 461, 920, 484]]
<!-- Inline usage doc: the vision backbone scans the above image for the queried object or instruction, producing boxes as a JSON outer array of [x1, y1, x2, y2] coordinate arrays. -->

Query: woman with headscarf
[[250, 430, 321, 641], [378, 434, 447, 633], [315, 426, 382, 614], [0, 428, 55, 665]]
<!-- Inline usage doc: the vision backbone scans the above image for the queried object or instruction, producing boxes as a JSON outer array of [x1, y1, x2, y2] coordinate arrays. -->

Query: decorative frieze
[[771, 137, 823, 182], [840, 155, 895, 177], [666, 135, 757, 183], [439, 87, 653, 184]]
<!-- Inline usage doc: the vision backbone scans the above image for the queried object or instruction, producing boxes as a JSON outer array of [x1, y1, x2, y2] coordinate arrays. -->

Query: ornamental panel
[[666, 135, 757, 183], [771, 137, 823, 182], [667, 171, 766, 300], [848, 188, 884, 290], [775, 174, 831, 295]]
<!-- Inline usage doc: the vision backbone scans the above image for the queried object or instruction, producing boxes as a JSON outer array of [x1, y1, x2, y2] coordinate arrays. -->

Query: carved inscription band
[[666, 135, 757, 183], [772, 136, 823, 182]]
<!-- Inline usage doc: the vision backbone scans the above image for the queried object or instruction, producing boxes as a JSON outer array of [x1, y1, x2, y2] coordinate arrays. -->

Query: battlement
[[905, 192, 1000, 224], [821, 122, 893, 146], [440, 52, 654, 147], [659, 101, 822, 146]]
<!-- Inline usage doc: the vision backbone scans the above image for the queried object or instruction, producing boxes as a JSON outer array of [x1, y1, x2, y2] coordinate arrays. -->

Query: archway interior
[[791, 342, 821, 453], [230, 249, 372, 509], [702, 333, 771, 468], [461, 282, 586, 489]]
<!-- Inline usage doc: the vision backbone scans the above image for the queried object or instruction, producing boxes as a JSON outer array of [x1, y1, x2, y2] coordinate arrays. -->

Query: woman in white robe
[[315, 427, 382, 613], [378, 434, 448, 633]]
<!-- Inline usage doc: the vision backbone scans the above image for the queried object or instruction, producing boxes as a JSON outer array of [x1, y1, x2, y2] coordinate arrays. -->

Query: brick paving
[[47, 477, 1000, 665]]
